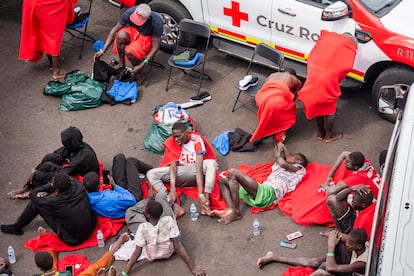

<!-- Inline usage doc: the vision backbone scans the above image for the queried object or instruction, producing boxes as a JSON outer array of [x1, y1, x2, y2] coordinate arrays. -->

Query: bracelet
[[274, 153, 281, 158], [198, 193, 205, 199], [99, 49, 104, 54], [326, 252, 335, 257], [144, 58, 149, 64]]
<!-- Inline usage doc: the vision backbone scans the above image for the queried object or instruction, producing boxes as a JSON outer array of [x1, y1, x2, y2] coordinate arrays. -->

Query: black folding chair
[[165, 19, 212, 96], [65, 0, 96, 59], [232, 43, 284, 112]]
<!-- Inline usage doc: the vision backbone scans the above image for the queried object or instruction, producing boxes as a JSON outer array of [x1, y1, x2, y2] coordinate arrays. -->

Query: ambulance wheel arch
[[371, 65, 414, 122], [149, 0, 195, 53]]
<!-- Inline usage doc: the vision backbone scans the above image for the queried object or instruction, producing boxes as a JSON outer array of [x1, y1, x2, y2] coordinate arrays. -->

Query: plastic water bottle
[[190, 203, 199, 221], [97, 230, 105, 248], [7, 245, 16, 264], [253, 218, 261, 236]]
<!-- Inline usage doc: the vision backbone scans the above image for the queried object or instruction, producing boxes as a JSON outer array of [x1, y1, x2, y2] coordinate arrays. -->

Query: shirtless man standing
[[250, 68, 303, 143]]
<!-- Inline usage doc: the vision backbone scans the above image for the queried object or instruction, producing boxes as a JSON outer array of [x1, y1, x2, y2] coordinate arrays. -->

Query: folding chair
[[232, 43, 284, 112], [165, 19, 212, 96], [65, 0, 96, 59], [142, 51, 165, 87]]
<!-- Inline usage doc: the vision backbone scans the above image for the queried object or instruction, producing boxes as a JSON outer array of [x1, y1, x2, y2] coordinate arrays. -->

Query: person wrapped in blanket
[[257, 228, 369, 276], [1, 173, 96, 246], [32, 232, 131, 276], [146, 122, 218, 217], [93, 3, 163, 82], [7, 126, 99, 199], [214, 142, 308, 224]]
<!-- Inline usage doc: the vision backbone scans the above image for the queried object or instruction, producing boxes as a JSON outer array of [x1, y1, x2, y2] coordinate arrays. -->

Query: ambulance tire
[[372, 66, 414, 122], [150, 0, 195, 53]]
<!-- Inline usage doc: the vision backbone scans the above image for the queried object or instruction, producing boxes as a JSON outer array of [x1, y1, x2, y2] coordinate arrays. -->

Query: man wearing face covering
[[7, 126, 99, 199]]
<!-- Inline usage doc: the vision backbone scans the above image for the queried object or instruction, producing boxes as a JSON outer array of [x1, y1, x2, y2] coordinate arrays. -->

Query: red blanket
[[242, 161, 334, 225], [19, 0, 76, 61], [158, 132, 226, 210], [250, 80, 296, 142], [24, 216, 125, 252], [297, 30, 357, 119], [354, 202, 376, 241]]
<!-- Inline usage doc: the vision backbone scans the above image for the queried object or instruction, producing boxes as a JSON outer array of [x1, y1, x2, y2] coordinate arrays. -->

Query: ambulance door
[[205, 0, 273, 46], [271, 0, 356, 63]]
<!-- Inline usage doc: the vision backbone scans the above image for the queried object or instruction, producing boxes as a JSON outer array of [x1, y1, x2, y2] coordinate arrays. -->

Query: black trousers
[[112, 153, 153, 202]]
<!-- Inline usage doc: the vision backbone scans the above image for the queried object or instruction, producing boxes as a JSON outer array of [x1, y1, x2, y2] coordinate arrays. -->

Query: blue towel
[[212, 130, 234, 156], [106, 80, 138, 103]]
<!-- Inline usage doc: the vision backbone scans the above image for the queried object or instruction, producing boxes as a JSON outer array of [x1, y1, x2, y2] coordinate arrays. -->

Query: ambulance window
[[296, 0, 332, 8]]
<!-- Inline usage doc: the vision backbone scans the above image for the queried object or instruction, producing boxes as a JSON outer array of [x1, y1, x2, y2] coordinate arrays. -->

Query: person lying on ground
[[327, 185, 375, 240], [1, 173, 96, 246], [7, 126, 99, 199], [321, 151, 381, 197], [125, 200, 206, 275], [214, 142, 308, 224], [146, 122, 218, 216], [83, 171, 136, 219], [250, 68, 303, 144], [33, 232, 130, 276], [257, 228, 368, 276]]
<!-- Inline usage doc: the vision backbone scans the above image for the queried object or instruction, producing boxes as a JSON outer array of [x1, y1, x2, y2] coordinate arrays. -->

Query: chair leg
[[232, 91, 242, 112], [166, 66, 173, 91]]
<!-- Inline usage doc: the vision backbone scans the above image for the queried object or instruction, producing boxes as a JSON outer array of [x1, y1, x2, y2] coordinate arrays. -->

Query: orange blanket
[[19, 0, 76, 61], [297, 30, 357, 120], [24, 216, 125, 252], [250, 80, 296, 141]]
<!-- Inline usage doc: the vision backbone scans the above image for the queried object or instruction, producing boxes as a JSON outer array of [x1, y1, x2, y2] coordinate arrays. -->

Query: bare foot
[[52, 70, 66, 80], [109, 232, 130, 254], [210, 208, 233, 218], [7, 189, 26, 199], [256, 251, 276, 269], [324, 132, 343, 143], [37, 226, 47, 235], [107, 266, 117, 276], [218, 211, 242, 225], [15, 191, 30, 199], [173, 203, 186, 219], [97, 268, 106, 276]]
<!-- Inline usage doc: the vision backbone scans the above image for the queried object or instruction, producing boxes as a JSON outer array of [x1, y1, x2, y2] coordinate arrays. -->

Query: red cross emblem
[[223, 1, 248, 27]]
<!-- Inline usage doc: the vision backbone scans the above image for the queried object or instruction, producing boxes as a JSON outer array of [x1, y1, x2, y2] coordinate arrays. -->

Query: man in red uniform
[[321, 151, 381, 198], [18, 0, 76, 79], [146, 122, 218, 215]]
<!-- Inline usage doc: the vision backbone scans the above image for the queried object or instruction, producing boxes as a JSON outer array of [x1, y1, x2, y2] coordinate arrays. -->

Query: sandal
[[324, 132, 343, 143]]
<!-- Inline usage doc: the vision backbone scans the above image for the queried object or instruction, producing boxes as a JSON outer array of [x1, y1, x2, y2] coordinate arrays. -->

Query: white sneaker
[[238, 75, 258, 90]]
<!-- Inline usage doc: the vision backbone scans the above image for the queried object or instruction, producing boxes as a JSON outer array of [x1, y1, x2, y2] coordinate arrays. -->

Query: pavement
[[0, 1, 393, 275]]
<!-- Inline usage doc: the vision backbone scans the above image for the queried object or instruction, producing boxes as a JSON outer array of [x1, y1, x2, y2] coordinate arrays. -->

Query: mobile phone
[[286, 231, 303, 241], [280, 240, 297, 249], [103, 169, 110, 184], [65, 265, 74, 274]]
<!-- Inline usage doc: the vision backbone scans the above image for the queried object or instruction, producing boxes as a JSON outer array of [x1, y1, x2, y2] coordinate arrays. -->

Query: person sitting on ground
[[250, 68, 303, 143], [215, 142, 307, 224], [7, 126, 99, 199], [0, 257, 13, 276], [321, 151, 381, 198], [93, 3, 162, 80], [1, 173, 96, 246], [297, 31, 358, 143], [83, 171, 136, 219], [327, 185, 375, 240], [146, 122, 218, 216], [257, 228, 369, 276], [125, 200, 206, 275], [33, 232, 130, 276]]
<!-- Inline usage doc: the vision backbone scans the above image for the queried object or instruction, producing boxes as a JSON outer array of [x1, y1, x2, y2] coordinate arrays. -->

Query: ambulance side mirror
[[321, 1, 350, 21]]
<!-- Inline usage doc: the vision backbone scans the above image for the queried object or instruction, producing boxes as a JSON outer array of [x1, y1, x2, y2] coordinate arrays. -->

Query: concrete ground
[[0, 1, 393, 275]]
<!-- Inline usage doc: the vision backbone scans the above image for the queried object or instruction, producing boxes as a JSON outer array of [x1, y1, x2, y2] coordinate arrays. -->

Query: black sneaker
[[190, 91, 212, 102], [238, 75, 259, 91]]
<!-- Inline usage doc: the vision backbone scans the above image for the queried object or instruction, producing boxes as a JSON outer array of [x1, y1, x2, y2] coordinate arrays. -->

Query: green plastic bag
[[144, 117, 195, 154]]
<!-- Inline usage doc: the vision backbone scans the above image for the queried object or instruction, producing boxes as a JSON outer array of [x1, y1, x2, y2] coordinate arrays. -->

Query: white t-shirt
[[178, 132, 206, 166], [134, 216, 180, 261], [350, 242, 369, 276]]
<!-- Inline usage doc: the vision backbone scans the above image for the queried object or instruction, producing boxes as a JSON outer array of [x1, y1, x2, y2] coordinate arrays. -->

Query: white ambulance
[[136, 0, 414, 122], [367, 84, 414, 275]]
